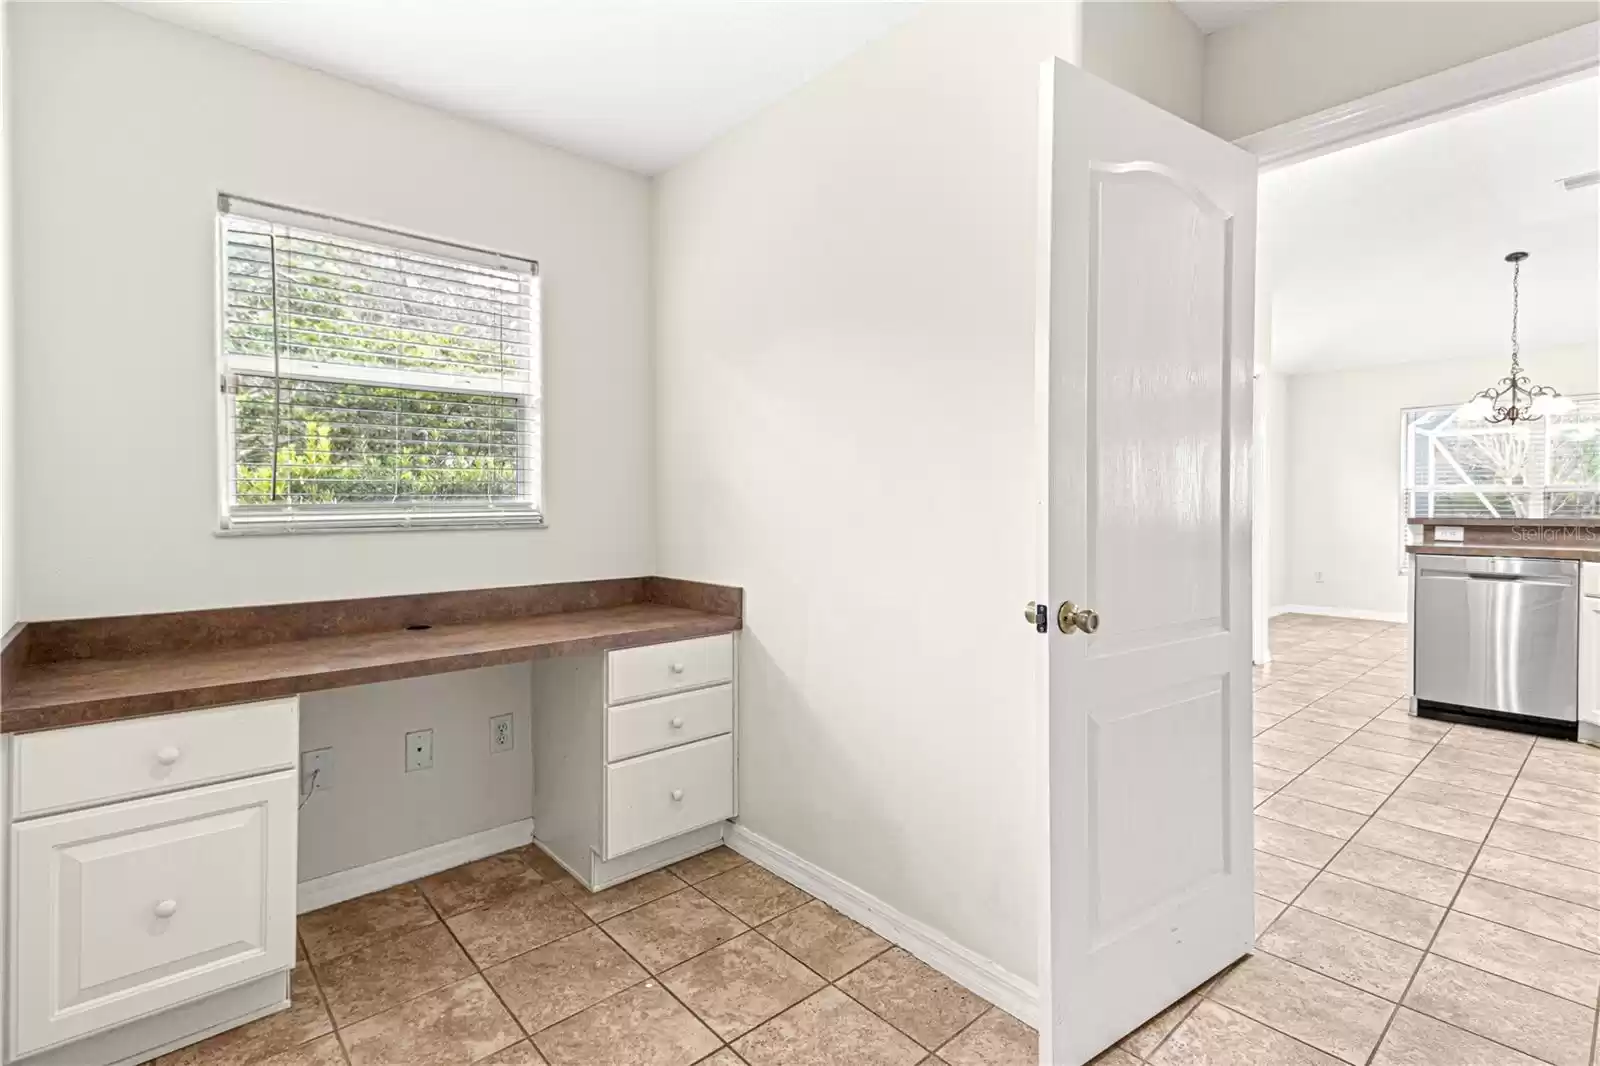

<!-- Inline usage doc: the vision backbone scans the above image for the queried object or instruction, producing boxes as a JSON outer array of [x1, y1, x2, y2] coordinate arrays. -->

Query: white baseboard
[[724, 825, 1039, 1027], [1271, 604, 1407, 624], [297, 818, 534, 913]]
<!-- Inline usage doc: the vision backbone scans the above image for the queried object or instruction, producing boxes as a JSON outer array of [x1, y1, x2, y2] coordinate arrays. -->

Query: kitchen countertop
[[1406, 544, 1600, 563], [1407, 518, 1600, 528], [0, 578, 742, 734]]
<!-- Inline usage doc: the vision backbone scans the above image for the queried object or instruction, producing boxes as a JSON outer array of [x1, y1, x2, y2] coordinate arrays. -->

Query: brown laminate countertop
[[1408, 518, 1600, 528], [1406, 544, 1600, 563], [1, 578, 741, 734]]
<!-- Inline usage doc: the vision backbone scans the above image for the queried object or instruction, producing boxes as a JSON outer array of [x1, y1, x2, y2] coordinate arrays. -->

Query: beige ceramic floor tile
[[1254, 851, 1320, 904], [667, 846, 749, 885], [936, 1009, 1037, 1066], [1485, 820, 1600, 873], [532, 980, 722, 1066], [567, 869, 687, 923], [835, 947, 990, 1050], [1409, 758, 1516, 797], [1257, 906, 1423, 1000], [1520, 756, 1600, 797], [660, 931, 826, 1040], [482, 926, 648, 1034], [1279, 775, 1389, 816], [1343, 731, 1435, 760], [1452, 875, 1600, 953], [696, 1052, 748, 1066], [446, 881, 592, 968], [696, 864, 812, 926], [733, 987, 925, 1066], [1255, 763, 1300, 793], [1510, 777, 1600, 816], [314, 922, 476, 1027], [601, 888, 749, 973], [1497, 798, 1600, 842], [1430, 910, 1600, 1005], [1391, 776, 1505, 818], [1472, 846, 1600, 910], [341, 975, 523, 1066], [1371, 1007, 1547, 1066], [1425, 743, 1526, 777], [1255, 730, 1339, 758], [1351, 817, 1482, 872], [1325, 745, 1423, 776], [1091, 1049, 1141, 1066], [1209, 952, 1394, 1065], [1295, 872, 1446, 949], [758, 900, 890, 981], [1150, 1000, 1344, 1066], [1303, 758, 1407, 795], [416, 852, 535, 918], [1257, 795, 1369, 839], [1117, 993, 1199, 1059], [1404, 954, 1595, 1066], [155, 962, 333, 1066], [1255, 894, 1288, 937], [1254, 743, 1322, 774], [255, 1035, 348, 1066], [1375, 797, 1493, 844], [1323, 843, 1463, 907], [1255, 815, 1346, 867], [480, 1043, 550, 1065], [298, 884, 438, 963]]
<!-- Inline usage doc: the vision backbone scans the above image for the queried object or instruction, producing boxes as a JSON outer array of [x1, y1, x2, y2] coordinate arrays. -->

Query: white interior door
[[1036, 59, 1257, 1065]]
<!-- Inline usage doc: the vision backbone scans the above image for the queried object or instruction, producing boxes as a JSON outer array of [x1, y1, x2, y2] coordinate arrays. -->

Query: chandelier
[[1461, 252, 1568, 424]]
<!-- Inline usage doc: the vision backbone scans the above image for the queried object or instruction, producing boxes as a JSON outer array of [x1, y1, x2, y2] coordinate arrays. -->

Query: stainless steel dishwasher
[[1414, 554, 1579, 732]]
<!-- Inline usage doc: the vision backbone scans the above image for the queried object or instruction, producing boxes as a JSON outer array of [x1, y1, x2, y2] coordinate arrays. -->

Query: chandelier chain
[[1509, 255, 1521, 374]]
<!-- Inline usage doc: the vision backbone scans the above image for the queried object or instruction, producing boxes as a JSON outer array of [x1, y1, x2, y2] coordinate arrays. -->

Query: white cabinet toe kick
[[3, 698, 301, 1066]]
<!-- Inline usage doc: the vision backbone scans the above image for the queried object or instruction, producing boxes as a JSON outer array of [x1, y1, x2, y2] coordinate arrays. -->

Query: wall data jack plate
[[405, 729, 434, 772]]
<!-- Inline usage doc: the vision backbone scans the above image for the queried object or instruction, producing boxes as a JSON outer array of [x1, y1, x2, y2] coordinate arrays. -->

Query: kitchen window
[[217, 196, 541, 533], [1400, 394, 1600, 567]]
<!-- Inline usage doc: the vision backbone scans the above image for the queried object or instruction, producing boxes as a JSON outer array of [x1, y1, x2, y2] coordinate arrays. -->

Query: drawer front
[[608, 684, 733, 762], [605, 735, 733, 859], [11, 771, 298, 1056], [11, 698, 298, 819], [608, 634, 734, 704]]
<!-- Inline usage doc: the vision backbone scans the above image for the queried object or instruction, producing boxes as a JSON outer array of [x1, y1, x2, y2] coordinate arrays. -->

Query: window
[[1400, 394, 1600, 567], [217, 196, 540, 533]]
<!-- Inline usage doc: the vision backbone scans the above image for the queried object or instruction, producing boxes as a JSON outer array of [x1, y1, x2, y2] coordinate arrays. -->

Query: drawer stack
[[7, 700, 299, 1059], [604, 635, 736, 859]]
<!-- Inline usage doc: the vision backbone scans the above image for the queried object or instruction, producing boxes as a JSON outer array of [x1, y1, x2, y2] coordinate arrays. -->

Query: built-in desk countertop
[[0, 577, 742, 734]]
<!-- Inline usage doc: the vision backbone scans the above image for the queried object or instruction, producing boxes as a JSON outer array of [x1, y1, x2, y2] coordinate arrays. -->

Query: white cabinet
[[7, 700, 300, 1062], [1580, 564, 1600, 746], [534, 635, 736, 890]]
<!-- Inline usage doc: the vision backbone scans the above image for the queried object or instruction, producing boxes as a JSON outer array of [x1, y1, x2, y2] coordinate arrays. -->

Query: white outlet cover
[[490, 713, 514, 753], [405, 729, 434, 772], [303, 747, 334, 792]]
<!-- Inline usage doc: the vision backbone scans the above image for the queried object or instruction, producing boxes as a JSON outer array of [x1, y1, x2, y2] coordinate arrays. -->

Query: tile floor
[[154, 842, 1035, 1066], [151, 612, 1600, 1066]]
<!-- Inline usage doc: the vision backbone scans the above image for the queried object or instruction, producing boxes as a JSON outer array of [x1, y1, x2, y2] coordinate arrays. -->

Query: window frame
[[213, 195, 544, 535]]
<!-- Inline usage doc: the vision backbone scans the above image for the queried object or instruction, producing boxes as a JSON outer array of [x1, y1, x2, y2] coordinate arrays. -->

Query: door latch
[[1025, 601, 1048, 633]]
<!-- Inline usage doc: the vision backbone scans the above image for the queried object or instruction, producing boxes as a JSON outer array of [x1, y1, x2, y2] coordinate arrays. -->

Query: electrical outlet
[[1434, 525, 1466, 543], [1314, 571, 1324, 583], [303, 747, 334, 793], [404, 729, 434, 772], [490, 713, 514, 753]]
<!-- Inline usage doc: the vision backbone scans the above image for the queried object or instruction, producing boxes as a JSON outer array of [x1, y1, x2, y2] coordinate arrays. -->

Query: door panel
[[1038, 59, 1256, 1066]]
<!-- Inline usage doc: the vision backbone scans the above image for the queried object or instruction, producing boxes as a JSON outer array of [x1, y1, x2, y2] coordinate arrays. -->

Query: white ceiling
[[120, 1, 916, 175], [1261, 76, 1600, 375], [1173, 1, 1281, 34]]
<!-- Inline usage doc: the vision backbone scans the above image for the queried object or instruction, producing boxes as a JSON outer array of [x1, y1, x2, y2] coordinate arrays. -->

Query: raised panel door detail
[[11, 772, 297, 1055], [1088, 166, 1230, 651]]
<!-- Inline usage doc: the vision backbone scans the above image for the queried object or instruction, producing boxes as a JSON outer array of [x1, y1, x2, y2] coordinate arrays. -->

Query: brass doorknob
[[1058, 601, 1100, 634]]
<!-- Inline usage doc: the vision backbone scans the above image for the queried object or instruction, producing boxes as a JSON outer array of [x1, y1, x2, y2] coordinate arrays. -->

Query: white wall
[[1082, 0, 1204, 126], [654, 3, 1122, 985], [297, 666, 534, 881], [1280, 349, 1598, 618], [1266, 371, 1289, 611], [10, 2, 655, 621], [1203, 1, 1599, 141], [0, 0, 14, 638]]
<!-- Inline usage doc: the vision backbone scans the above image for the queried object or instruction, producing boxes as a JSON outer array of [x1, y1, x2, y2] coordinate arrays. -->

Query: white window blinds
[[217, 195, 541, 533]]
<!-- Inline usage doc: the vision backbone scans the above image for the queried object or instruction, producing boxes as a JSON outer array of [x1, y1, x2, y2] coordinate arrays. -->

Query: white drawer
[[10, 698, 298, 819], [608, 684, 733, 762], [605, 734, 733, 859], [10, 771, 298, 1056], [608, 634, 734, 705], [1584, 562, 1600, 597]]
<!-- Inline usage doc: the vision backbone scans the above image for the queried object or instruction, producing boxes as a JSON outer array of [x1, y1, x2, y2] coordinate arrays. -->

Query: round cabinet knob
[[669, 663, 686, 675], [155, 746, 182, 767], [153, 899, 179, 919], [669, 717, 685, 729], [670, 789, 684, 801]]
